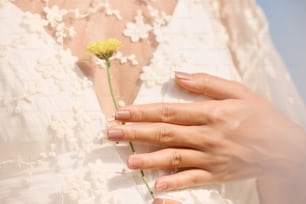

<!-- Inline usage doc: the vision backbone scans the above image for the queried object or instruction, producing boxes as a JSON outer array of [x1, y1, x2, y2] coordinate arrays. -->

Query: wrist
[[257, 174, 306, 204]]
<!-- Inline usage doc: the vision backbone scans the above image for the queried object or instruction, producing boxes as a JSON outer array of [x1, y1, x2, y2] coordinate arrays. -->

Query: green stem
[[106, 59, 119, 110], [105, 59, 156, 199]]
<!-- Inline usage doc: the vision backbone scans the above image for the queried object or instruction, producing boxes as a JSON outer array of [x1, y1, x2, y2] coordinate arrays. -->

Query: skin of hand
[[107, 71, 306, 203], [152, 198, 182, 204]]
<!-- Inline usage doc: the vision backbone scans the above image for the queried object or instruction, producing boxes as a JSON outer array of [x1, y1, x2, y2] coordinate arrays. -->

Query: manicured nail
[[153, 198, 165, 204], [175, 71, 192, 80], [155, 181, 168, 192], [107, 128, 123, 140], [128, 156, 143, 169], [115, 110, 131, 120]]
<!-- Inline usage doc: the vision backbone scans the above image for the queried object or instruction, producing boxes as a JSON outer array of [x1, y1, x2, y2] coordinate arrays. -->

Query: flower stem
[[105, 59, 156, 199], [106, 59, 119, 110]]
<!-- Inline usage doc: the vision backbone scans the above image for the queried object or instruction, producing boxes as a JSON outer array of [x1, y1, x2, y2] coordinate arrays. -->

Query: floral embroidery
[[35, 48, 92, 92], [140, 64, 174, 87], [43, 5, 67, 27], [113, 51, 138, 65], [63, 160, 120, 204], [123, 4, 171, 43], [57, 49, 78, 72], [49, 104, 105, 153], [0, 84, 41, 113], [73, 2, 122, 21], [21, 12, 48, 35], [123, 10, 152, 42], [139, 52, 190, 88], [49, 114, 75, 141], [153, 26, 171, 44], [14, 0, 123, 47], [43, 5, 72, 44], [93, 51, 138, 69], [36, 58, 59, 79], [99, 2, 122, 20], [147, 5, 171, 28]]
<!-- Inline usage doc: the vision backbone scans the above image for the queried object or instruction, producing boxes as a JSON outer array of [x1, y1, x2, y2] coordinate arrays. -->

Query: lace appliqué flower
[[57, 49, 78, 72], [73, 2, 122, 20], [21, 12, 48, 36], [0, 84, 41, 114], [140, 51, 190, 88], [49, 104, 104, 154], [140, 64, 174, 87], [39, 1, 122, 45], [123, 10, 152, 42], [93, 51, 138, 69], [44, 5, 67, 27], [113, 51, 138, 65], [147, 5, 172, 43], [36, 48, 92, 92], [63, 160, 120, 204], [43, 5, 76, 44]]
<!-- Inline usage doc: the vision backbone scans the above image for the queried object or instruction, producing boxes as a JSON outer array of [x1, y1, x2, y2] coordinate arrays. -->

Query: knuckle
[[130, 127, 137, 140], [189, 172, 199, 186], [187, 172, 199, 186], [169, 150, 182, 167], [160, 104, 175, 122], [132, 107, 143, 121], [157, 125, 173, 143], [209, 108, 228, 123]]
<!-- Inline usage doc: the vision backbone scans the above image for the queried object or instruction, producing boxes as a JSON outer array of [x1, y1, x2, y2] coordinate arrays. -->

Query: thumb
[[174, 71, 251, 99]]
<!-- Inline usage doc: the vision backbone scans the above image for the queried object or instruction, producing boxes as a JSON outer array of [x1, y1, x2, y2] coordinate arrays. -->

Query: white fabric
[[0, 0, 304, 203]]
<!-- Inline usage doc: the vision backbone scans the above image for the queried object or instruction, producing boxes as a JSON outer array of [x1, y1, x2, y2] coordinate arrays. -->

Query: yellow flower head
[[87, 38, 122, 60]]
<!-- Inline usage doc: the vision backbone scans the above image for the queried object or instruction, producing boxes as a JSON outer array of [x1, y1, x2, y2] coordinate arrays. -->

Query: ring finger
[[127, 148, 213, 170]]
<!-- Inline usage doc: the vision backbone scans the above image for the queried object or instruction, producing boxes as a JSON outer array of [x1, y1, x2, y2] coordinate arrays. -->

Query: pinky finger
[[154, 169, 215, 192]]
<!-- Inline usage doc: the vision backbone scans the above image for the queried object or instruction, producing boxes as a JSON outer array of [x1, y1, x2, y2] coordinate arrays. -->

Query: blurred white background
[[257, 0, 306, 103]]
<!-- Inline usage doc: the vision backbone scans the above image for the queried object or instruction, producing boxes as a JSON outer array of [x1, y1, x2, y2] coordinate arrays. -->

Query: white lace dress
[[0, 0, 305, 204]]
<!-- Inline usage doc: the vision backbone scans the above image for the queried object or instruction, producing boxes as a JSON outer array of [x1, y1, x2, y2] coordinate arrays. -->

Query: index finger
[[114, 102, 215, 125]]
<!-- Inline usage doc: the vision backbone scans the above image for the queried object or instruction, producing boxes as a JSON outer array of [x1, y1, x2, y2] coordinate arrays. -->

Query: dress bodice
[[1, 0, 304, 203]]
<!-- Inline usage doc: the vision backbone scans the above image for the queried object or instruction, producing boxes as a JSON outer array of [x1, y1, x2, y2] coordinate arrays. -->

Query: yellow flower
[[87, 38, 122, 60]]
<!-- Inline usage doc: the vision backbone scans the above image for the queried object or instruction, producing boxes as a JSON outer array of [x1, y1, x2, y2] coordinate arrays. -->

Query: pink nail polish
[[175, 71, 192, 80], [115, 110, 130, 120], [155, 181, 168, 192], [107, 128, 123, 140], [128, 156, 143, 169]]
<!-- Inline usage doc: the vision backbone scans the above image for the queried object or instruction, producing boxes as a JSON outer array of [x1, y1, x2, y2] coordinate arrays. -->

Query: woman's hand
[[107, 72, 306, 194]]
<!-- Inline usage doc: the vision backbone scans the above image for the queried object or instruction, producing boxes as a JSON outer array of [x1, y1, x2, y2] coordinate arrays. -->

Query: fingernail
[[153, 198, 165, 204], [107, 128, 123, 140], [128, 156, 143, 169], [155, 181, 168, 192], [175, 71, 192, 80], [115, 110, 131, 120]]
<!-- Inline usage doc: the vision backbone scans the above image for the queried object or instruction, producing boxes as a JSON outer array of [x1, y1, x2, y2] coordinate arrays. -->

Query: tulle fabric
[[212, 0, 306, 128]]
